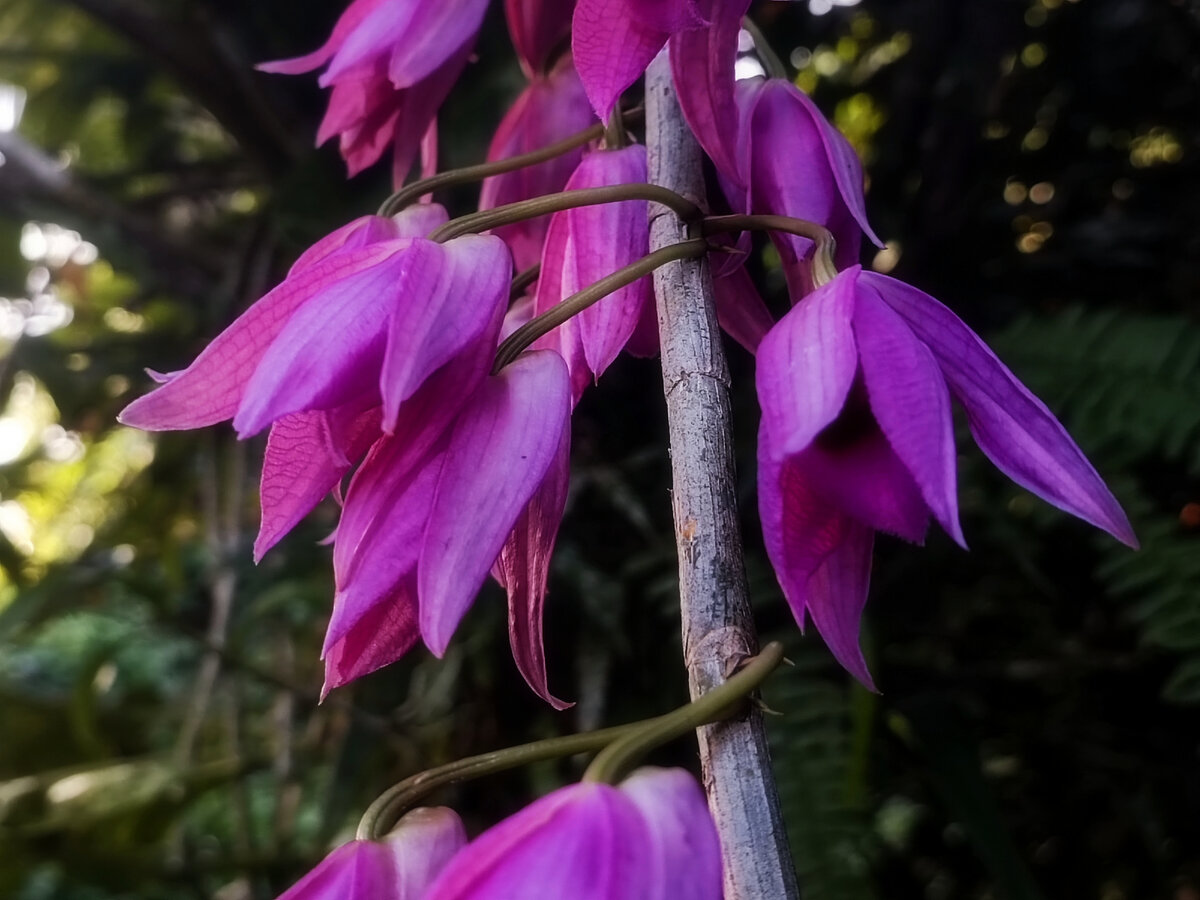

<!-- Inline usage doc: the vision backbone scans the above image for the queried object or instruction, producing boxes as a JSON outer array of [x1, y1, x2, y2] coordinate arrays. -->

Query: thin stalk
[[492, 239, 709, 372], [377, 107, 644, 216], [509, 263, 541, 299], [583, 643, 785, 784], [429, 184, 704, 243], [703, 213, 839, 286]]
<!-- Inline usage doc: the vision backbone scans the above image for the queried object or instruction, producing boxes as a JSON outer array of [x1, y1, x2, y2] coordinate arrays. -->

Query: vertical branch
[[644, 52, 801, 900]]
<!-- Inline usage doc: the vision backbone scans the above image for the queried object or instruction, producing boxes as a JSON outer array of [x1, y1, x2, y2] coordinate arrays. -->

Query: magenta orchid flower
[[757, 265, 1137, 687], [480, 54, 595, 272], [424, 767, 721, 899], [505, 0, 578, 77], [323, 350, 572, 695], [275, 807, 466, 900], [259, 0, 488, 180], [119, 206, 509, 440]]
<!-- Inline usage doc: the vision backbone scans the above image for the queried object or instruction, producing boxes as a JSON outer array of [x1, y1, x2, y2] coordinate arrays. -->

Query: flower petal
[[322, 576, 421, 696], [869, 273, 1137, 547], [713, 263, 776, 354], [854, 281, 965, 546], [275, 839, 396, 900], [505, 0, 578, 76], [497, 427, 572, 709], [386, 808, 470, 898], [756, 268, 859, 457], [804, 519, 877, 690], [618, 768, 722, 900], [572, 0, 671, 120], [257, 0, 389, 75], [419, 350, 571, 656]]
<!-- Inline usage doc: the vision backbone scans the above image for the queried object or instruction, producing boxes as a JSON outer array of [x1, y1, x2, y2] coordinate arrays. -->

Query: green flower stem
[[492, 238, 709, 373], [742, 17, 788, 81], [509, 263, 541, 299], [429, 184, 704, 244], [583, 641, 786, 785], [357, 721, 651, 840], [377, 107, 644, 217], [702, 213, 839, 286]]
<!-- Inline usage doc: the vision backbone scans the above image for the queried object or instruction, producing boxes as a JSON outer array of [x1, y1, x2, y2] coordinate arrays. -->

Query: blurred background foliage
[[0, 0, 1196, 898]]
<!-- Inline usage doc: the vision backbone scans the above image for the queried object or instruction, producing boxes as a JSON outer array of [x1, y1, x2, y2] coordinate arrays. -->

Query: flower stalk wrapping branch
[[356, 641, 785, 840], [702, 213, 839, 286]]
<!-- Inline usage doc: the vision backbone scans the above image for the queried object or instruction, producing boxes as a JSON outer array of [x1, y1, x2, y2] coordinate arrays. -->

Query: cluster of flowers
[[282, 767, 719, 900], [122, 0, 1135, 700]]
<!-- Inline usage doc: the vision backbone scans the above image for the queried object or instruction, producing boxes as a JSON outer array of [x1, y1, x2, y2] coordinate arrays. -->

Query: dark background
[[0, 1, 1196, 898]]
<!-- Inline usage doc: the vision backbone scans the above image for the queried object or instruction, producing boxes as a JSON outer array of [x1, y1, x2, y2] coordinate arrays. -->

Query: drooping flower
[[323, 350, 572, 695], [505, 0, 578, 77], [259, 0, 489, 180], [275, 807, 466, 900], [424, 767, 721, 899], [480, 54, 596, 272], [756, 266, 1137, 687]]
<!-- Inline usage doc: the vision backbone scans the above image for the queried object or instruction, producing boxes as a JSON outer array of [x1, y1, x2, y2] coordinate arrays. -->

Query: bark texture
[[644, 51, 801, 900]]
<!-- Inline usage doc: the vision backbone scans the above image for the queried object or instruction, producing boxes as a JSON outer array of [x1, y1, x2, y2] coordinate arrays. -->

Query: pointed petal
[[232, 242, 420, 436], [322, 577, 421, 695], [498, 427, 572, 709], [755, 268, 859, 457], [424, 783, 649, 898], [619, 768, 722, 900], [386, 808, 469, 898], [869, 273, 1137, 547], [388, 40, 475, 185], [255, 404, 381, 561], [713, 263, 776, 354], [118, 243, 401, 431], [257, 0, 389, 75], [805, 520, 877, 690], [481, 55, 594, 272], [419, 351, 571, 656], [287, 212, 427, 276], [853, 283, 965, 546], [381, 235, 510, 429], [275, 840, 395, 900], [668, 0, 750, 185], [562, 147, 652, 378], [533, 203, 592, 404], [572, 0, 670, 120]]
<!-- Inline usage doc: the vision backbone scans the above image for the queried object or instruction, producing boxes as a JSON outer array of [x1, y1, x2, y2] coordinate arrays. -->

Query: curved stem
[[702, 213, 839, 286], [492, 239, 709, 372], [582, 642, 785, 785], [510, 263, 541, 299], [357, 722, 645, 840], [377, 107, 644, 217], [430, 184, 705, 244]]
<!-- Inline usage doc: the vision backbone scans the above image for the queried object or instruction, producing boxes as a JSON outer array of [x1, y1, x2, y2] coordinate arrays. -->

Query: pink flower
[[424, 767, 721, 899], [259, 0, 489, 179], [756, 266, 1137, 687], [275, 807, 466, 900], [505, 0, 578, 77], [480, 54, 596, 272], [322, 350, 572, 695]]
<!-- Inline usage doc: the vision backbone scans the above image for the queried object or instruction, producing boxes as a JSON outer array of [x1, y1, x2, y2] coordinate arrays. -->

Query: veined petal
[[618, 768, 722, 900], [497, 427, 572, 709], [419, 351, 571, 656], [505, 0, 578, 76], [563, 146, 653, 378], [804, 519, 877, 690], [287, 211, 437, 277], [869, 273, 1137, 547], [669, 0, 750, 185], [481, 55, 594, 272], [713, 263, 776, 354], [424, 783, 649, 899], [573, 0, 671, 120], [255, 404, 381, 561], [534, 204, 592, 404], [381, 235, 510, 430], [232, 241, 419, 436], [386, 808, 470, 898], [119, 242, 402, 432], [388, 41, 475, 185], [322, 576, 421, 696], [756, 268, 859, 457], [854, 280, 965, 546]]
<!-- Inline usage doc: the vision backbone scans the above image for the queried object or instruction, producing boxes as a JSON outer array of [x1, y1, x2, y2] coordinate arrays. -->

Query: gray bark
[[644, 52, 801, 900]]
